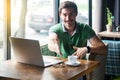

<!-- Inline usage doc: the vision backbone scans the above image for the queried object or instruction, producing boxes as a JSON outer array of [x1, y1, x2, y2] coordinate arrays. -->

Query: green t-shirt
[[49, 22, 96, 58]]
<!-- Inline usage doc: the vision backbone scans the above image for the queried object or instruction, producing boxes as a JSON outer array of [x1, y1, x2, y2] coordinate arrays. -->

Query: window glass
[[92, 0, 95, 23], [92, 0, 98, 32], [11, 0, 21, 37], [11, 0, 54, 45], [60, 0, 89, 24], [0, 0, 4, 62], [11, 0, 54, 59], [25, 0, 54, 45]]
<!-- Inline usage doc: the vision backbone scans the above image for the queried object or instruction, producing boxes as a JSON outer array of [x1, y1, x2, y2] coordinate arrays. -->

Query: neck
[[65, 25, 76, 35], [65, 22, 76, 31]]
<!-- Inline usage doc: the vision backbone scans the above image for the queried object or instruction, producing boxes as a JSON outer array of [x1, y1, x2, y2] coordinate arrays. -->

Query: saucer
[[65, 61, 81, 66]]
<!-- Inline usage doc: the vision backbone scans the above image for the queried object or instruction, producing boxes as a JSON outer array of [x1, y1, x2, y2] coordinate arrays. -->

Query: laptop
[[9, 37, 62, 67]]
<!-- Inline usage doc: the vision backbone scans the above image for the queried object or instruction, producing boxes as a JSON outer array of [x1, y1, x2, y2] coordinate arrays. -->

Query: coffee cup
[[68, 55, 77, 64]]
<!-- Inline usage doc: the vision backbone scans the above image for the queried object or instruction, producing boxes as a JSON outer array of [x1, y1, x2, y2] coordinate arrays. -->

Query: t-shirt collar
[[62, 22, 78, 33], [62, 22, 79, 34]]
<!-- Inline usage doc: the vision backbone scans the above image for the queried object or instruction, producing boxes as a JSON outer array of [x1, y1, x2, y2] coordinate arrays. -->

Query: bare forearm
[[90, 45, 108, 54], [89, 36, 108, 54]]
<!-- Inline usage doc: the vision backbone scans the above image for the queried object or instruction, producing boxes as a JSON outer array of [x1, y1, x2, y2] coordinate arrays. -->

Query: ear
[[59, 12, 64, 21], [59, 12, 62, 18]]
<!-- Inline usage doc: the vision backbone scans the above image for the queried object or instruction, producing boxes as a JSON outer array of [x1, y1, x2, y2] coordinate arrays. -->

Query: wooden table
[[98, 31, 120, 38], [0, 58, 100, 80]]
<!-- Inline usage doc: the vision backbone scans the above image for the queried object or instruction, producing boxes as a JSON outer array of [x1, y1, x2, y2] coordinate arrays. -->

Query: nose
[[66, 15, 70, 21]]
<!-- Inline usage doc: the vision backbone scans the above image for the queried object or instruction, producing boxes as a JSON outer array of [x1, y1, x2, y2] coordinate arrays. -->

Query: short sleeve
[[83, 24, 96, 39]]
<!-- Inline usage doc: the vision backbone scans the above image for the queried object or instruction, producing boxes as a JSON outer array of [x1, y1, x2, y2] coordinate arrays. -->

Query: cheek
[[71, 15, 76, 20], [60, 15, 65, 20]]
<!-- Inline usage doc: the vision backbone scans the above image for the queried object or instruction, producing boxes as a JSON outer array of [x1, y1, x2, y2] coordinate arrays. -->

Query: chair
[[41, 44, 56, 56], [88, 53, 107, 80], [102, 40, 120, 76], [88, 43, 108, 80]]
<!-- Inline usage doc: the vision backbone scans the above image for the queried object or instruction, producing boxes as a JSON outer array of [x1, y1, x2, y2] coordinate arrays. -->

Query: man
[[48, 1, 107, 59]]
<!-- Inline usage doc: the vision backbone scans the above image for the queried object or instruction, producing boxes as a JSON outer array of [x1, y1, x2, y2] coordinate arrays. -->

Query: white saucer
[[65, 61, 81, 66]]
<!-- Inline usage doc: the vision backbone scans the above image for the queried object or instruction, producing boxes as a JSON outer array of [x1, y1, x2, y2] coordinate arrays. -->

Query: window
[[0, 0, 4, 62], [25, 0, 54, 45], [10, 0, 54, 59]]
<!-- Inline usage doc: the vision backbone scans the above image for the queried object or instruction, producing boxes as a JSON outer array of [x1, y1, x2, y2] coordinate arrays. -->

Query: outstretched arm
[[48, 32, 63, 56]]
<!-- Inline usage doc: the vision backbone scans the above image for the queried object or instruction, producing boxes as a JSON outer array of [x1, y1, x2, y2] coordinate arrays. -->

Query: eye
[[63, 13, 67, 17], [70, 13, 75, 16]]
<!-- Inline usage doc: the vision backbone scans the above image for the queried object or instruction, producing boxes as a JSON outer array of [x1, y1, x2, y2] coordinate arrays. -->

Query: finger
[[77, 54, 82, 59], [73, 46, 78, 50], [79, 53, 86, 59], [72, 51, 77, 55], [77, 55, 81, 59]]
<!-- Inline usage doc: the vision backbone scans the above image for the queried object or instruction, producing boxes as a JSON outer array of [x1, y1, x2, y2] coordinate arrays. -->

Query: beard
[[64, 20, 75, 27]]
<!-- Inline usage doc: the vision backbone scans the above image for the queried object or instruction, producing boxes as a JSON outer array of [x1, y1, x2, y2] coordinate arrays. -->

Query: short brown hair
[[59, 1, 78, 14]]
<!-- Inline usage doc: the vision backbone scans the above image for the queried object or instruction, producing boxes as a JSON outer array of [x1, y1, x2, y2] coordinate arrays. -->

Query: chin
[[65, 23, 70, 26]]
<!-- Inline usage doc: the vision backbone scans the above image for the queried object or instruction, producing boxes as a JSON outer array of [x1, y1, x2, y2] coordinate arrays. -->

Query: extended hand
[[54, 43, 63, 56], [72, 46, 88, 59]]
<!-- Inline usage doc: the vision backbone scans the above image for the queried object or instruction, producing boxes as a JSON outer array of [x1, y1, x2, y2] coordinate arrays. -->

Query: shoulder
[[76, 22, 96, 38], [50, 23, 62, 30], [49, 23, 63, 33], [51, 23, 62, 28], [76, 22, 93, 32], [77, 22, 91, 29]]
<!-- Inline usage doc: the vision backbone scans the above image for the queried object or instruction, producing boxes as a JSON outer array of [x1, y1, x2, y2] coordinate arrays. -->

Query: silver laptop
[[9, 37, 62, 67]]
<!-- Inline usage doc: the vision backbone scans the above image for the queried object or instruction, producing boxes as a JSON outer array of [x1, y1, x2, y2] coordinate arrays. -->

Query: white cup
[[68, 55, 77, 64]]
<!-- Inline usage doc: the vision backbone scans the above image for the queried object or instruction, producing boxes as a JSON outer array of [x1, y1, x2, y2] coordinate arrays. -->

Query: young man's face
[[60, 8, 77, 27]]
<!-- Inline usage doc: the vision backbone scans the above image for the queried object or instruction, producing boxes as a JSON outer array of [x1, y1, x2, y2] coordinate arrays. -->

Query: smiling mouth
[[66, 21, 72, 23]]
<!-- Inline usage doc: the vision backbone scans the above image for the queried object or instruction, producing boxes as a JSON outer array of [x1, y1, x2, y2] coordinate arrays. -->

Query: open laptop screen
[[9, 37, 62, 67]]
